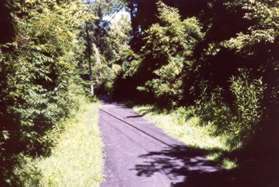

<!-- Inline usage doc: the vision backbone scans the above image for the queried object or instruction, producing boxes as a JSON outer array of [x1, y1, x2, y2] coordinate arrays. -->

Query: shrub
[[92, 62, 121, 95], [230, 69, 264, 145], [14, 102, 103, 187], [194, 85, 234, 135], [0, 1, 89, 185], [133, 2, 204, 104], [144, 56, 184, 104], [194, 70, 265, 148]]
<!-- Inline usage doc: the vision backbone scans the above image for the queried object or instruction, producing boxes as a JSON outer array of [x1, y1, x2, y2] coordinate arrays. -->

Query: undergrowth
[[15, 100, 104, 187]]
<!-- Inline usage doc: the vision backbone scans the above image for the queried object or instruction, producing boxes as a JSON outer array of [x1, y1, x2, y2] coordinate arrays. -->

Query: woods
[[0, 0, 278, 186], [112, 0, 279, 151]]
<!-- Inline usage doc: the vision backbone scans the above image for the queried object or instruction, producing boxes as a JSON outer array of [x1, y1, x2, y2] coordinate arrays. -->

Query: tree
[[81, 0, 130, 95], [0, 0, 90, 185], [115, 2, 203, 104]]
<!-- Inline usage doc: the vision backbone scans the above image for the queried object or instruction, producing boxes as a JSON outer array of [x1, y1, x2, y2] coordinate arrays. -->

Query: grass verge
[[133, 105, 236, 169], [16, 101, 104, 187]]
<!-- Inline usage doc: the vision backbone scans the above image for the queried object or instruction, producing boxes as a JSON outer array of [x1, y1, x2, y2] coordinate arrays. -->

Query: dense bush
[[0, 0, 90, 185], [230, 70, 264, 144], [194, 70, 265, 148], [141, 3, 203, 102], [92, 62, 121, 95]]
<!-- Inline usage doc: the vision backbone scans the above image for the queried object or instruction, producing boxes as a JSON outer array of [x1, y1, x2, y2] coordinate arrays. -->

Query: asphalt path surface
[[99, 102, 230, 187]]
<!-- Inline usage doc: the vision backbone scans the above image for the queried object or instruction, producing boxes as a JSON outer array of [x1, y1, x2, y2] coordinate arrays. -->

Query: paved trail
[[99, 103, 231, 187]]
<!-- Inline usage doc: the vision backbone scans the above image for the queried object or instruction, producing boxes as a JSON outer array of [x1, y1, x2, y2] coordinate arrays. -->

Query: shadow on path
[[100, 100, 279, 187], [133, 145, 239, 187]]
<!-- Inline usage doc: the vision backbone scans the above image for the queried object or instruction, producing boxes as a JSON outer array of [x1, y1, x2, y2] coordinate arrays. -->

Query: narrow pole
[[85, 22, 94, 96]]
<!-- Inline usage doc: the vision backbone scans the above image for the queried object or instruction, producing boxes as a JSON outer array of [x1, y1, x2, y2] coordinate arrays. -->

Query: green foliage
[[194, 86, 234, 136], [223, 0, 279, 53], [106, 14, 132, 62], [194, 70, 265, 148], [230, 70, 264, 143], [0, 0, 90, 185], [92, 62, 121, 95], [131, 2, 204, 104], [14, 102, 103, 187], [109, 0, 278, 153], [79, 0, 131, 96], [144, 57, 184, 103], [84, 9, 131, 95], [142, 3, 203, 59], [110, 0, 279, 153], [121, 50, 142, 78]]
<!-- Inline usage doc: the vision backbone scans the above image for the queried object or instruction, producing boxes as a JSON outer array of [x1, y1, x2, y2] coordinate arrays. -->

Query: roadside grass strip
[[18, 102, 104, 187], [133, 105, 236, 169]]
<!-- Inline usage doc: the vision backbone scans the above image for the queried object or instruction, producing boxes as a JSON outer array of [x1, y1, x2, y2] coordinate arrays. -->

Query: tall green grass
[[16, 101, 104, 187]]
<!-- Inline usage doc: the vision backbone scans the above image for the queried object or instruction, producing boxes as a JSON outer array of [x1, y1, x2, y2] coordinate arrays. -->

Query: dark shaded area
[[127, 100, 279, 187], [0, 0, 16, 44], [126, 114, 145, 119], [0, 111, 57, 186], [133, 145, 235, 187], [134, 144, 279, 187], [0, 1, 25, 185]]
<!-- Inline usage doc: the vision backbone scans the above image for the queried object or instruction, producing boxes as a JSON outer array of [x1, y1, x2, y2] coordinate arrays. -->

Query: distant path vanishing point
[[99, 102, 230, 187]]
